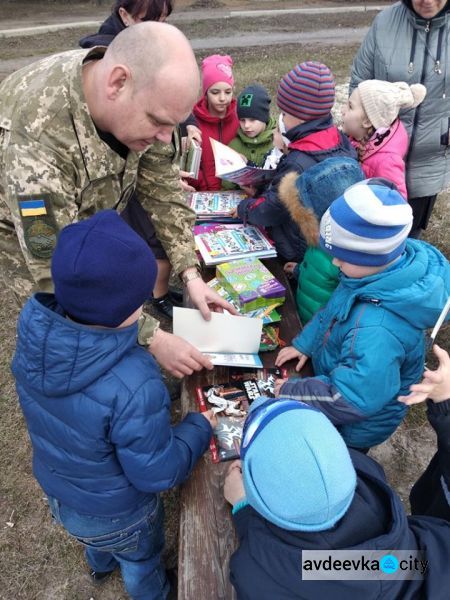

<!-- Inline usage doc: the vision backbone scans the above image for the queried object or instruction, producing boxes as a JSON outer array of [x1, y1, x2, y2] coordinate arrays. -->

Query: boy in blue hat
[[275, 178, 450, 451], [224, 349, 450, 599], [11, 210, 216, 599]]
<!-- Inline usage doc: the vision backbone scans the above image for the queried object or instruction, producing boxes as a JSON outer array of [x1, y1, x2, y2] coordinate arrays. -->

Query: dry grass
[[0, 2, 448, 598]]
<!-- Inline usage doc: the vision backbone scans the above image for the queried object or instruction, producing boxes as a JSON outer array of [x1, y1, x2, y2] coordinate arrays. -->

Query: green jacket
[[222, 116, 276, 190], [0, 47, 198, 344], [296, 246, 339, 324]]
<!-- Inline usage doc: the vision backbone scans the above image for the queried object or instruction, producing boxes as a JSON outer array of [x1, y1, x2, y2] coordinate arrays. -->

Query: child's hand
[[275, 345, 309, 372], [229, 206, 239, 218], [224, 460, 245, 506], [241, 185, 257, 197], [284, 262, 297, 276], [201, 409, 218, 429], [399, 345, 450, 405], [274, 378, 288, 397]]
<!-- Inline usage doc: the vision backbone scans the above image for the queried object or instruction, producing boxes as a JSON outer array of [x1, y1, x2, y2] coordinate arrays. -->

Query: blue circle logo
[[380, 554, 399, 574]]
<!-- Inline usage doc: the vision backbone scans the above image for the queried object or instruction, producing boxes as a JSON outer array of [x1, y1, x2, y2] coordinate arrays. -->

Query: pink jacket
[[352, 119, 409, 199]]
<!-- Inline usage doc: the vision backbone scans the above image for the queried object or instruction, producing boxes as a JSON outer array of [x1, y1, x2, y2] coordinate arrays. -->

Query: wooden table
[[178, 259, 302, 600]]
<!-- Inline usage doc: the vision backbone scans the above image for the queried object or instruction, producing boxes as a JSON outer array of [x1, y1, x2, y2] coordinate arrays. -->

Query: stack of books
[[216, 258, 285, 313], [187, 191, 245, 223], [180, 139, 202, 179], [193, 223, 276, 266]]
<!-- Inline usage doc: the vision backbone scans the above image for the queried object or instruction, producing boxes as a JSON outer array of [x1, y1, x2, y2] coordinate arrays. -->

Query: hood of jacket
[[402, 0, 450, 23], [12, 293, 139, 397], [193, 95, 238, 125], [278, 171, 321, 246], [235, 115, 277, 147], [334, 240, 450, 328], [362, 118, 409, 160]]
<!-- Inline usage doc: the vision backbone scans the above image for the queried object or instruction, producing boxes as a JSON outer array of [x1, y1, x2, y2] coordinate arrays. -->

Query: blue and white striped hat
[[319, 178, 413, 267]]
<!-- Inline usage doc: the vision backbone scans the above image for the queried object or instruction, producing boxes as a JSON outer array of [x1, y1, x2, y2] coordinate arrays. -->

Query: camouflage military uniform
[[0, 47, 198, 344]]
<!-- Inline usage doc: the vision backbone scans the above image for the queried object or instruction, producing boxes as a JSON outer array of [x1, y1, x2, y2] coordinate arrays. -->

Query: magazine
[[196, 367, 287, 462], [216, 258, 286, 313], [187, 191, 245, 222], [211, 138, 276, 187], [180, 139, 202, 179], [193, 223, 276, 266]]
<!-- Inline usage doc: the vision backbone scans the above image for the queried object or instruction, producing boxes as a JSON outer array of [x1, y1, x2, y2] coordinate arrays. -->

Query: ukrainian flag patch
[[19, 198, 47, 217]]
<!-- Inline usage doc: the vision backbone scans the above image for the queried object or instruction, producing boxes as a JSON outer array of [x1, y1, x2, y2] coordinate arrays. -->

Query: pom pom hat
[[201, 54, 234, 95], [52, 210, 157, 327], [357, 80, 427, 130], [277, 61, 335, 122], [241, 397, 357, 532], [319, 179, 413, 267]]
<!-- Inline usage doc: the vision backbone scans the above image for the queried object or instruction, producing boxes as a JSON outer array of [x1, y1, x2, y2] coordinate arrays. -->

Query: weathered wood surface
[[178, 259, 302, 600]]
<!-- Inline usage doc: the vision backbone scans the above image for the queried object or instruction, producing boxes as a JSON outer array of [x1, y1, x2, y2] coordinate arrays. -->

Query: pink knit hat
[[201, 54, 234, 94]]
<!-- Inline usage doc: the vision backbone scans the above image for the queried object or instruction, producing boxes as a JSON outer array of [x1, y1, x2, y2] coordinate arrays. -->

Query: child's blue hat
[[52, 210, 157, 327], [319, 178, 413, 266], [241, 398, 357, 531], [279, 157, 364, 246]]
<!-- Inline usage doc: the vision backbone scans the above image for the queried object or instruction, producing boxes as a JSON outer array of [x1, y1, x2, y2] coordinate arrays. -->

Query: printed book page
[[211, 138, 276, 187]]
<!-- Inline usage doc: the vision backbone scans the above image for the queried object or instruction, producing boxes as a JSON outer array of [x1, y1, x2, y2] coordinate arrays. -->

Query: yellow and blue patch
[[19, 198, 47, 217]]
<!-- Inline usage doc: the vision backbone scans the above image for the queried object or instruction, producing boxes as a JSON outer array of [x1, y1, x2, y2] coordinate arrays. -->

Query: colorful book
[[180, 139, 202, 179], [193, 223, 276, 266], [196, 367, 287, 462], [187, 191, 245, 222], [211, 138, 276, 187], [216, 258, 286, 313]]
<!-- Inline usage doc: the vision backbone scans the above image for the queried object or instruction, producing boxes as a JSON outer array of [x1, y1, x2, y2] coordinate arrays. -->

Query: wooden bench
[[178, 259, 302, 600]]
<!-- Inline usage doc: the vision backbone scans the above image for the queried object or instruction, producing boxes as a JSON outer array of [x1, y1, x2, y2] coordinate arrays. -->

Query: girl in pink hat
[[191, 54, 239, 191]]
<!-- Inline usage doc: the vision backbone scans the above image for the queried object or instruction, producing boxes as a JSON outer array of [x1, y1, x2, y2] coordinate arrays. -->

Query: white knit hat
[[357, 80, 427, 130]]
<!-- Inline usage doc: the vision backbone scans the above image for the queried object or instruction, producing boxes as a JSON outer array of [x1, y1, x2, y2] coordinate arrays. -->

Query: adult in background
[[0, 22, 233, 378], [350, 0, 450, 238]]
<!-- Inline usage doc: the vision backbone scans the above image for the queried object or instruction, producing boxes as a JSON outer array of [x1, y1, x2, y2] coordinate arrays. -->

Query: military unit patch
[[17, 194, 58, 259]]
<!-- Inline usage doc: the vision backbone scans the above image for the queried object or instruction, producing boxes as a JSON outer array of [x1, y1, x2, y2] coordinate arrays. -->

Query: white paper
[[173, 307, 262, 354]]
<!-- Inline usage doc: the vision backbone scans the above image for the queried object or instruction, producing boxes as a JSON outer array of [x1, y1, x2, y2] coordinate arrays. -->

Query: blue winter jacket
[[280, 240, 450, 448], [237, 115, 356, 261], [230, 448, 450, 600], [12, 294, 212, 516]]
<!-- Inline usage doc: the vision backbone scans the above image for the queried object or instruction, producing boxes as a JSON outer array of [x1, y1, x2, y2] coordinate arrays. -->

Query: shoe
[[89, 569, 114, 584], [151, 293, 177, 319]]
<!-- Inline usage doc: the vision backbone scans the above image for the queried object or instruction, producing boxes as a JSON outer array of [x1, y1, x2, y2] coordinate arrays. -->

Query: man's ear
[[106, 65, 130, 100]]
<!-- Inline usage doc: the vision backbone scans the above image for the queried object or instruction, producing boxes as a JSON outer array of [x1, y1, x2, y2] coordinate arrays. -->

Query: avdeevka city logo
[[380, 554, 399, 574]]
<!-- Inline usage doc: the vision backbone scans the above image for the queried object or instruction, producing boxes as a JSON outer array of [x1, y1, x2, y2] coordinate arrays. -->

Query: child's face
[[280, 111, 303, 133], [206, 82, 233, 118], [341, 89, 372, 140], [239, 118, 267, 138], [332, 258, 385, 279]]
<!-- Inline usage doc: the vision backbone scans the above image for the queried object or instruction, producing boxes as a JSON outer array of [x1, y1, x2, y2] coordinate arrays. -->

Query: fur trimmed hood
[[278, 172, 320, 246]]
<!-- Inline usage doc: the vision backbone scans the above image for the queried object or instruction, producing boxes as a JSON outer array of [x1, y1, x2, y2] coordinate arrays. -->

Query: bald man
[[0, 22, 233, 377]]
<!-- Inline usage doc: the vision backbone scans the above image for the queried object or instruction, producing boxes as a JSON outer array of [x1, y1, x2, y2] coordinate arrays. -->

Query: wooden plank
[[178, 259, 302, 600]]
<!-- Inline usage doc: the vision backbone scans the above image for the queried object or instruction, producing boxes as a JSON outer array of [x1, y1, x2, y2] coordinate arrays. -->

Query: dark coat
[[79, 12, 125, 48]]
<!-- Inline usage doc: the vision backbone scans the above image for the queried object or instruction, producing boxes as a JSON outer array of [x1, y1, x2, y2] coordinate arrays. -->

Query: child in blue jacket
[[224, 344, 450, 599], [275, 179, 450, 450], [11, 210, 216, 599], [235, 61, 356, 263]]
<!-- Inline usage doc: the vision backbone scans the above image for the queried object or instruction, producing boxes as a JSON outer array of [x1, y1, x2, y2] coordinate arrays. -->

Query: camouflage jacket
[[0, 47, 198, 343]]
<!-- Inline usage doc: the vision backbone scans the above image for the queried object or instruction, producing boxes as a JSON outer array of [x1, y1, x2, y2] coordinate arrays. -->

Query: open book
[[211, 138, 276, 187], [180, 139, 202, 179]]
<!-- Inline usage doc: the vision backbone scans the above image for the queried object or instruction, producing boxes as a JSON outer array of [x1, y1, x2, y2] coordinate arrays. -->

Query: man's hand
[[149, 328, 213, 378], [399, 345, 450, 405], [179, 170, 196, 192], [186, 275, 239, 320], [201, 409, 218, 429], [224, 460, 245, 506], [275, 345, 309, 372], [186, 124, 202, 146]]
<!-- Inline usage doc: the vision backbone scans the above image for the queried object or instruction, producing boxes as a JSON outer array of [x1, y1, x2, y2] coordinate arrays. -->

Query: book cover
[[180, 139, 202, 179], [193, 223, 276, 266], [196, 367, 287, 462], [187, 191, 245, 222], [211, 138, 276, 187], [216, 258, 286, 313]]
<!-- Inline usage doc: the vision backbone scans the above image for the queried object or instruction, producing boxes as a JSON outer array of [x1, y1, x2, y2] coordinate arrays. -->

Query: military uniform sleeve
[[136, 139, 199, 275]]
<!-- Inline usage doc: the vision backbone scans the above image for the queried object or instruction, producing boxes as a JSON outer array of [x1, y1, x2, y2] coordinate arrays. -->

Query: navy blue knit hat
[[237, 84, 271, 124], [320, 178, 413, 266], [52, 210, 157, 327], [277, 61, 335, 122], [242, 397, 357, 531]]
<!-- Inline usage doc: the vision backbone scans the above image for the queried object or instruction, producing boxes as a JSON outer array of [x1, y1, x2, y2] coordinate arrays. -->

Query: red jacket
[[192, 96, 239, 191], [352, 119, 409, 199]]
